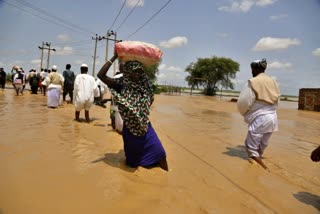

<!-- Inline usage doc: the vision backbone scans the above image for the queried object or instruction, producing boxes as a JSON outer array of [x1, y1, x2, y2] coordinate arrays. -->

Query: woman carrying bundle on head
[[97, 41, 168, 171]]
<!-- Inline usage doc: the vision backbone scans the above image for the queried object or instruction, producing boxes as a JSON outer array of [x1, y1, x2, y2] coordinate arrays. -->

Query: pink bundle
[[115, 41, 163, 67]]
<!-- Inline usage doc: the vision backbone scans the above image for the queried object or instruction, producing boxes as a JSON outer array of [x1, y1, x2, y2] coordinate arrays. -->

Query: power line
[[108, 0, 127, 31], [115, 0, 141, 32], [54, 39, 93, 46], [126, 0, 172, 39], [3, 0, 94, 38], [15, 0, 96, 36], [3, 1, 88, 36]]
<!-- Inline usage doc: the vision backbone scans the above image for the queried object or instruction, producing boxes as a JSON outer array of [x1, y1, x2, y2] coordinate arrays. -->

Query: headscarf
[[251, 58, 267, 70], [110, 61, 154, 136]]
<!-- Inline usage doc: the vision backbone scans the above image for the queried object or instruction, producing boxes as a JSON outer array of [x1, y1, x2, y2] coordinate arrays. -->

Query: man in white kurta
[[73, 64, 99, 122], [42, 65, 64, 108], [237, 58, 280, 170]]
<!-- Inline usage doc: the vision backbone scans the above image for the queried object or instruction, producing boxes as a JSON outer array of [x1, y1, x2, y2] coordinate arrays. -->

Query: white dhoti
[[47, 85, 62, 108], [74, 99, 93, 111], [14, 83, 23, 91], [245, 112, 278, 157], [73, 74, 99, 112]]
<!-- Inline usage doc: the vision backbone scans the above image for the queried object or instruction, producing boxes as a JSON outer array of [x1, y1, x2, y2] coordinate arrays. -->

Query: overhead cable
[[126, 0, 172, 39], [15, 0, 96, 36], [3, 0, 94, 37], [108, 0, 127, 31], [115, 0, 141, 32]]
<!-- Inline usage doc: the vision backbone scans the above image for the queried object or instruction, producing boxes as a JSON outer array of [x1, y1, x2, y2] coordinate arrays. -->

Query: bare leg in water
[[249, 156, 269, 171], [159, 158, 169, 171], [75, 111, 80, 122], [85, 110, 90, 123]]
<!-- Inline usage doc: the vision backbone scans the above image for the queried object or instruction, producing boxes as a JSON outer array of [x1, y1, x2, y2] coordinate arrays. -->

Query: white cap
[[81, 64, 88, 68], [52, 65, 57, 70]]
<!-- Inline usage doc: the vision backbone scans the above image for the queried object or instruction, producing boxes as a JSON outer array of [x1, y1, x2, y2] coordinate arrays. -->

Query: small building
[[298, 88, 320, 112]]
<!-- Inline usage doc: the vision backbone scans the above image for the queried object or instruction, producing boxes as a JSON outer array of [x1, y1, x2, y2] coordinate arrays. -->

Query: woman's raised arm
[[97, 54, 118, 89]]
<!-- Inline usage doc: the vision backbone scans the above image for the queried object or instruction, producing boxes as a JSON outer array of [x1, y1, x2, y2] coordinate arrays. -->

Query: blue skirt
[[122, 123, 166, 168]]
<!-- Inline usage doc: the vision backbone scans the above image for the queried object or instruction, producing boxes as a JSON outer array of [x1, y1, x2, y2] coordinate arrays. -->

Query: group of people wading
[[4, 42, 319, 172]]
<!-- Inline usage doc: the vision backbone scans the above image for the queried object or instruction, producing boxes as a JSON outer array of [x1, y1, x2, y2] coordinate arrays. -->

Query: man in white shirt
[[73, 64, 99, 122], [237, 58, 281, 170], [42, 65, 64, 108]]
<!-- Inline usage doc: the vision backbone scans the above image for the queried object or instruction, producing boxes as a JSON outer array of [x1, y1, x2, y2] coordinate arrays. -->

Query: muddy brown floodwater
[[0, 88, 319, 214]]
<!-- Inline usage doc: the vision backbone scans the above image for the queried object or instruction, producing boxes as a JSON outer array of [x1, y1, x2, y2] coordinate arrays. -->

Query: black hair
[[251, 58, 267, 72], [80, 66, 88, 73], [66, 64, 71, 69]]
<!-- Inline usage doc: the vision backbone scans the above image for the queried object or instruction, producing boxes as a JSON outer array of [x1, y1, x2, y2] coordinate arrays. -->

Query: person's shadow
[[293, 192, 320, 210], [223, 145, 248, 160], [91, 149, 136, 173]]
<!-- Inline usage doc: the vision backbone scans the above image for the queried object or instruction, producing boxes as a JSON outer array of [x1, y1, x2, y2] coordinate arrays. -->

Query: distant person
[[42, 65, 64, 108], [73, 64, 99, 122], [29, 69, 40, 94], [311, 146, 320, 162], [40, 69, 48, 96], [12, 67, 25, 96], [237, 58, 281, 170], [20, 67, 27, 93], [97, 53, 168, 171], [0, 68, 6, 89], [62, 64, 75, 103], [39, 68, 47, 95]]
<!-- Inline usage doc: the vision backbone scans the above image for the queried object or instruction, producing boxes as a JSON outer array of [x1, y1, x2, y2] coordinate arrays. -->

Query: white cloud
[[167, 66, 183, 72], [53, 46, 74, 56], [126, 0, 144, 7], [216, 33, 230, 38], [159, 64, 183, 72], [157, 63, 186, 86], [159, 36, 188, 49], [218, 0, 277, 13], [270, 14, 288, 20], [31, 59, 41, 64], [252, 37, 301, 51], [256, 0, 277, 6], [158, 64, 166, 70], [57, 34, 71, 42], [312, 48, 320, 57], [268, 61, 292, 69]]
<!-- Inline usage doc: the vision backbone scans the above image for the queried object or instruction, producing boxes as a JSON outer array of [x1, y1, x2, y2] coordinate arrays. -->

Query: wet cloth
[[122, 123, 166, 167], [47, 86, 62, 107], [13, 73, 24, 91], [73, 74, 99, 111], [42, 72, 64, 107], [63, 69, 75, 92], [245, 108, 278, 157], [111, 62, 153, 136], [249, 73, 280, 105], [238, 82, 279, 158], [109, 61, 166, 167]]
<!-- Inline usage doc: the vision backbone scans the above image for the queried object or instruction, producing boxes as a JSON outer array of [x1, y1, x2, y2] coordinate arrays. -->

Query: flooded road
[[0, 88, 319, 213]]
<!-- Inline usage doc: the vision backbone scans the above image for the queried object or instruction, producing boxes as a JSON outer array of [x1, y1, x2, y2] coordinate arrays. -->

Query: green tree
[[185, 56, 239, 96]]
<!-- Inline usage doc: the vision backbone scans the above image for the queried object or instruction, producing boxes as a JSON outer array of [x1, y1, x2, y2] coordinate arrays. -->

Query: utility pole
[[38, 41, 44, 71], [92, 34, 105, 77], [113, 31, 117, 75], [39, 42, 56, 70], [46, 42, 56, 70], [104, 30, 122, 75]]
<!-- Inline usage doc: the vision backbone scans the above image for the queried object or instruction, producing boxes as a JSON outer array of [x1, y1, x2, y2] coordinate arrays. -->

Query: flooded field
[[0, 88, 319, 214]]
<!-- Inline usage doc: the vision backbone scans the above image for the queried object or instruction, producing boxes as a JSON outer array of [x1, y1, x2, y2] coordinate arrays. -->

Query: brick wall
[[298, 88, 320, 112]]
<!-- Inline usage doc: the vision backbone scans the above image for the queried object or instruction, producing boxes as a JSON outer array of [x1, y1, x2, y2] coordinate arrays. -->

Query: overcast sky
[[0, 0, 319, 95]]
